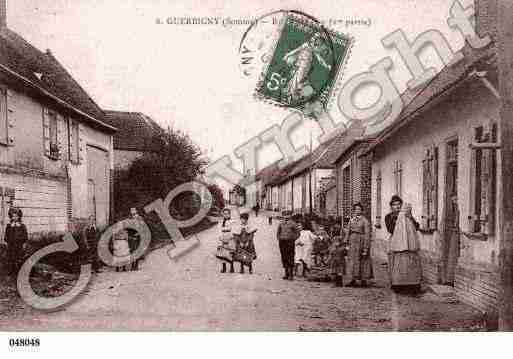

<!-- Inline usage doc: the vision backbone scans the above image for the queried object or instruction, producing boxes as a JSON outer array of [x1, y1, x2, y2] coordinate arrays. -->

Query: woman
[[295, 220, 315, 277], [345, 203, 373, 287], [84, 215, 100, 273], [4, 207, 28, 277], [385, 195, 422, 292], [215, 208, 236, 273]]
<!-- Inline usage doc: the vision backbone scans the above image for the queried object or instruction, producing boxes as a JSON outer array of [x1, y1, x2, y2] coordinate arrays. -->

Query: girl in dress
[[113, 229, 131, 272], [345, 203, 373, 287], [233, 212, 257, 274], [295, 219, 316, 277], [4, 207, 28, 277], [216, 208, 235, 273]]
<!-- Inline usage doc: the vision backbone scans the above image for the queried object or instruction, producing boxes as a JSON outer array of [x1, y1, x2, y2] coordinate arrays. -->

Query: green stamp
[[255, 15, 352, 114]]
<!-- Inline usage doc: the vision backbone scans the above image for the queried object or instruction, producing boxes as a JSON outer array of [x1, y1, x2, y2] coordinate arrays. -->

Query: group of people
[[215, 208, 258, 274], [2, 206, 148, 279], [216, 194, 422, 292], [276, 203, 373, 287]]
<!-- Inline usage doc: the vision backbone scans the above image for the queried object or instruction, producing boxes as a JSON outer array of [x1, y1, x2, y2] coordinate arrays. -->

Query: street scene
[[0, 210, 485, 331], [1, 0, 513, 337]]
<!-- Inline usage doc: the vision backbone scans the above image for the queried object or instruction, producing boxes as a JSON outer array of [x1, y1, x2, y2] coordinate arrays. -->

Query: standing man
[[277, 210, 300, 280]]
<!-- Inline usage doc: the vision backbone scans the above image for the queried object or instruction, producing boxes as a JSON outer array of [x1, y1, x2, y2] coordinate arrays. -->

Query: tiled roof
[[255, 160, 281, 183], [104, 110, 165, 151], [365, 43, 496, 152], [0, 27, 115, 132]]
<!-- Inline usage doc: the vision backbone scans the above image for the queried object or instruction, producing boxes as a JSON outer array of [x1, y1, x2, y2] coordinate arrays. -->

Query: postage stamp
[[254, 14, 352, 115]]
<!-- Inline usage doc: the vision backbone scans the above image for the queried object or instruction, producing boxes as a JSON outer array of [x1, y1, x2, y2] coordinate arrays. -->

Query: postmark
[[253, 13, 352, 116]]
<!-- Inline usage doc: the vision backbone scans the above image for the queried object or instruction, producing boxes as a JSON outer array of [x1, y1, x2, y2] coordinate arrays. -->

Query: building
[[0, 10, 116, 241], [103, 111, 164, 170], [316, 177, 337, 218], [368, 39, 498, 313]]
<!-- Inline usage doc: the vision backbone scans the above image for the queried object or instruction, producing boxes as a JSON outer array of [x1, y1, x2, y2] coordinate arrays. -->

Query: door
[[442, 139, 460, 285], [87, 145, 110, 229]]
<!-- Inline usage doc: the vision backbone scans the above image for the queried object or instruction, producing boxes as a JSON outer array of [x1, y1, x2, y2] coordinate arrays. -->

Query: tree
[[114, 128, 208, 220], [207, 183, 225, 211]]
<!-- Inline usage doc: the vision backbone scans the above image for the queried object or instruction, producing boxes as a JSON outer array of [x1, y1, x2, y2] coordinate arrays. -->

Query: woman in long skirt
[[385, 195, 422, 293], [345, 203, 373, 287]]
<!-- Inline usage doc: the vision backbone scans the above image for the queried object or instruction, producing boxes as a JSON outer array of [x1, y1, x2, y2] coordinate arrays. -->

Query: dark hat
[[390, 195, 403, 206]]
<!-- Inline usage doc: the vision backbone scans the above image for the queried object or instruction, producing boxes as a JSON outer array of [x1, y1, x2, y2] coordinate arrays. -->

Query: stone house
[[367, 39, 499, 313], [0, 12, 116, 242]]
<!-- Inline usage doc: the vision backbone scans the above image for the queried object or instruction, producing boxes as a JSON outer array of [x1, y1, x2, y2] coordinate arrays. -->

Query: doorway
[[442, 138, 460, 285]]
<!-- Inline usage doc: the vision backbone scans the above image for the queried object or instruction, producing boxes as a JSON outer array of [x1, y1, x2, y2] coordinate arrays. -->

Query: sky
[[7, 0, 470, 185]]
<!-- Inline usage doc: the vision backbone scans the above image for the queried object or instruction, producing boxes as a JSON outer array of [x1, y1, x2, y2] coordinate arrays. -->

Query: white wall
[[372, 78, 501, 266]]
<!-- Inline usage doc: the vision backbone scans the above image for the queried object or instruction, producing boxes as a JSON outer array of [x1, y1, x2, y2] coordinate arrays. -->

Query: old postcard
[[1, 0, 513, 345]]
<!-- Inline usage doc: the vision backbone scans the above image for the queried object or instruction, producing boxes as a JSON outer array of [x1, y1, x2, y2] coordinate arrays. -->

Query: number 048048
[[9, 338, 40, 347]]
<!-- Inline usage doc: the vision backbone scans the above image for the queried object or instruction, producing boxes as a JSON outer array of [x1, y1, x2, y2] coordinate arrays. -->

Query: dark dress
[[5, 222, 28, 276], [85, 225, 100, 270], [385, 211, 422, 287], [345, 216, 373, 281]]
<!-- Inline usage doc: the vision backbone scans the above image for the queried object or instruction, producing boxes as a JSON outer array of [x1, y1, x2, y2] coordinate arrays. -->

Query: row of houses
[[242, 0, 502, 314], [0, 0, 163, 243]]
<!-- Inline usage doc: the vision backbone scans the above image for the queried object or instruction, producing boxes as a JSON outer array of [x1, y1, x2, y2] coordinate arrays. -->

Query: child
[[233, 212, 257, 274], [295, 220, 316, 277], [215, 208, 236, 273], [313, 225, 330, 266], [328, 235, 347, 287], [113, 229, 131, 272], [4, 207, 28, 277]]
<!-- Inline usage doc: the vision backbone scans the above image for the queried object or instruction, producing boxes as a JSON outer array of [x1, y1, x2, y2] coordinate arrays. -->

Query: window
[[68, 119, 80, 163], [422, 146, 438, 231], [0, 88, 7, 145], [375, 170, 382, 227], [393, 160, 402, 197], [469, 123, 497, 235], [43, 108, 60, 159]]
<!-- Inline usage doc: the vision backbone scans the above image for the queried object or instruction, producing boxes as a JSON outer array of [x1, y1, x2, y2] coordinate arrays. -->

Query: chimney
[[475, 0, 497, 40]]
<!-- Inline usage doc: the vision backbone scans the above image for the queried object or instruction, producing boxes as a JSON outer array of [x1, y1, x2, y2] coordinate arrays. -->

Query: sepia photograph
[[0, 0, 512, 353]]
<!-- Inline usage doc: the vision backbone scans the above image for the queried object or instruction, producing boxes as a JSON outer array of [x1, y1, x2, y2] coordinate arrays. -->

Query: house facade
[[0, 24, 116, 241], [369, 43, 499, 312]]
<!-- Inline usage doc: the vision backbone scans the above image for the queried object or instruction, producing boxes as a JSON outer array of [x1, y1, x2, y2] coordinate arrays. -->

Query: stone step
[[428, 284, 457, 298]]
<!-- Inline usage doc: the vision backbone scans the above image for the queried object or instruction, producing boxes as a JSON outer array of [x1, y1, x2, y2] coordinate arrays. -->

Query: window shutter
[[421, 151, 429, 229], [78, 123, 85, 163], [56, 113, 65, 159], [68, 119, 75, 162], [481, 123, 497, 235], [42, 107, 51, 157], [426, 146, 439, 230], [6, 89, 14, 146], [469, 128, 479, 232], [376, 170, 382, 225]]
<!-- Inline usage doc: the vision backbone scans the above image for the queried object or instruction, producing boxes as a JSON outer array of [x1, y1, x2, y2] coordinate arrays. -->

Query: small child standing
[[113, 229, 131, 272], [233, 212, 257, 274], [216, 208, 236, 273], [295, 220, 316, 277], [329, 235, 347, 287]]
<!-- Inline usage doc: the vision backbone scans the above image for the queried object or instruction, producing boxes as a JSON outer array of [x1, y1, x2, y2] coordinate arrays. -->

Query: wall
[[371, 78, 501, 313], [0, 83, 113, 237]]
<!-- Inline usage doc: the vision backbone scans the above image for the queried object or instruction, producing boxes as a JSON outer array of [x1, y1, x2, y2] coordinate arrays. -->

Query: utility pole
[[498, 0, 513, 330]]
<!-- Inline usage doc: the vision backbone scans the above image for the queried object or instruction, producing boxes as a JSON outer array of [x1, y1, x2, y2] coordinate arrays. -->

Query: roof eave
[[0, 62, 117, 133]]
